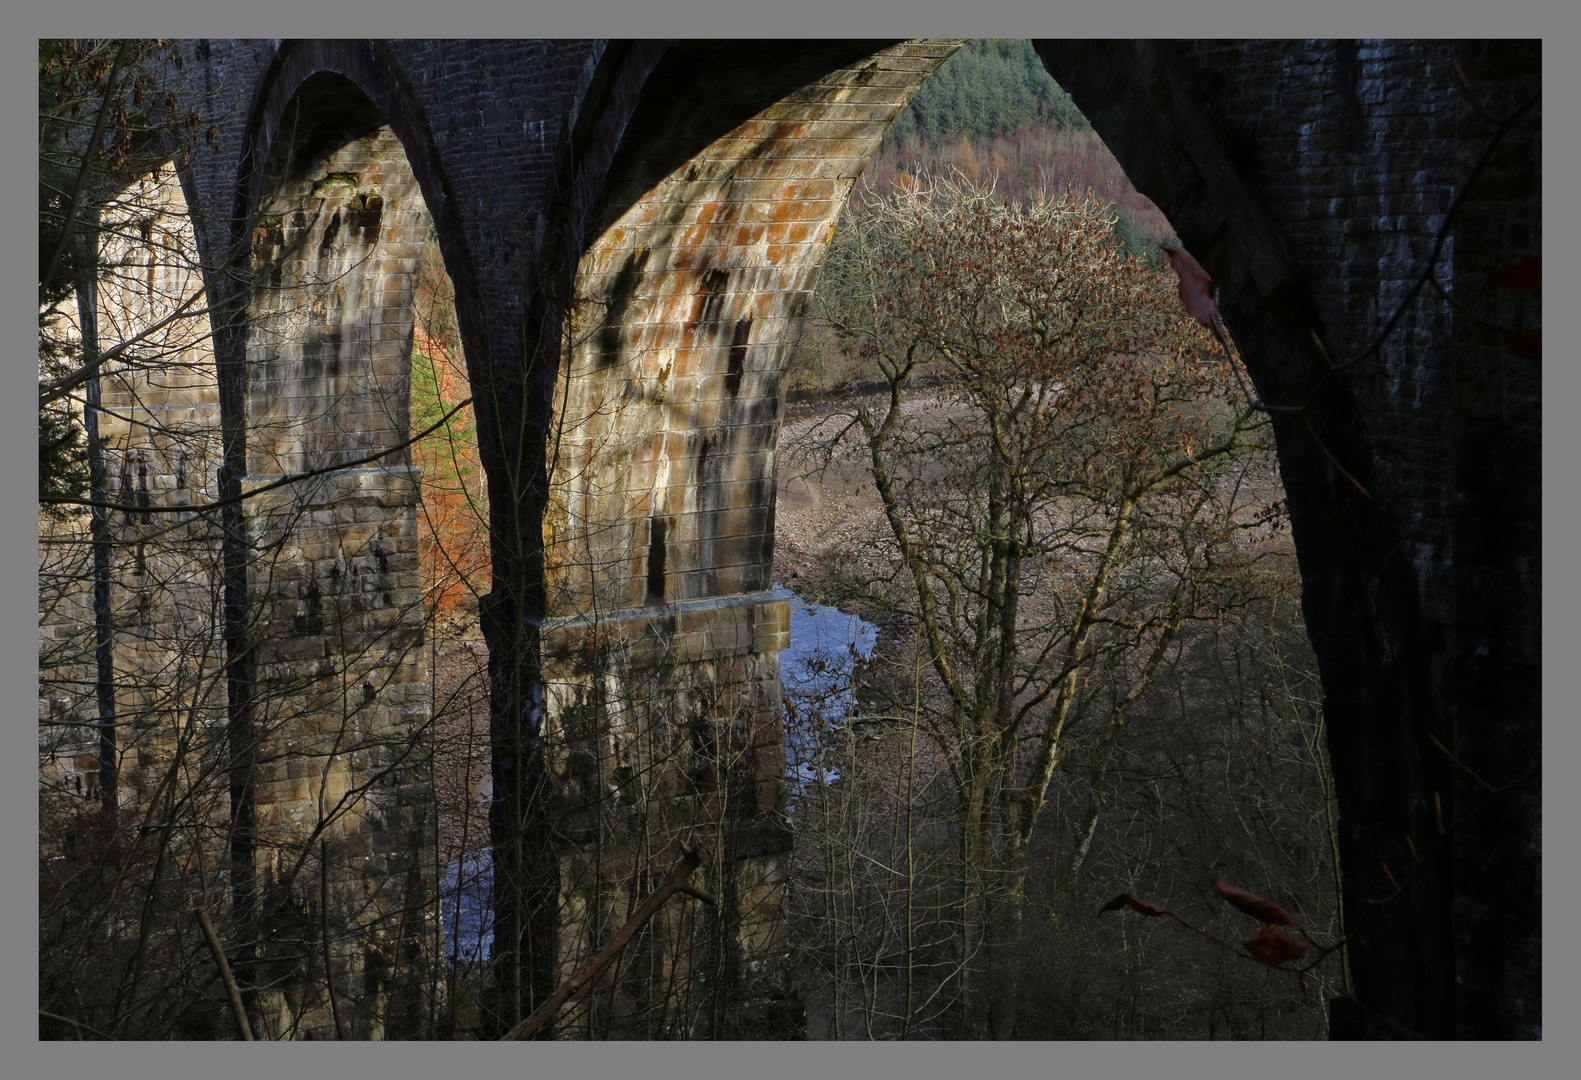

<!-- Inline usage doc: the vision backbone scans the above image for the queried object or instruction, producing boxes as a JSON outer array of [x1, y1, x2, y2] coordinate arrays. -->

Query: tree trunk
[[957, 751, 991, 1038]]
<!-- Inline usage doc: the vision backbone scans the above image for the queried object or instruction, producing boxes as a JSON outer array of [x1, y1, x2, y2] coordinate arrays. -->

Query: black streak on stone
[[599, 248, 649, 369], [646, 516, 668, 603], [696, 432, 716, 486], [726, 316, 751, 398], [318, 210, 341, 261], [697, 267, 730, 327]]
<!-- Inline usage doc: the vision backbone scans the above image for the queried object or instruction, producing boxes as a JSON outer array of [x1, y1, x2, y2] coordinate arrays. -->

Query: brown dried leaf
[[1160, 243, 1223, 343], [1100, 894, 1169, 917], [1211, 877, 1300, 927], [1489, 254, 1541, 291], [1243, 924, 1310, 968]]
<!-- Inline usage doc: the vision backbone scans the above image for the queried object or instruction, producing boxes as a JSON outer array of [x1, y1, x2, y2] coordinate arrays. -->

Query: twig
[[1427, 733, 1494, 792], [38, 1009, 119, 1041], [1212, 311, 1268, 413], [1365, 761, 1539, 905], [676, 882, 720, 905], [1426, 270, 1523, 333], [1453, 62, 1501, 124], [1325, 81, 1539, 377], [39, 284, 214, 409], [43, 395, 474, 518], [321, 840, 347, 1040], [40, 42, 130, 304], [194, 906, 255, 1041], [1305, 410, 1373, 501], [499, 844, 713, 1041], [1103, 894, 1345, 982], [1178, 69, 1538, 510]]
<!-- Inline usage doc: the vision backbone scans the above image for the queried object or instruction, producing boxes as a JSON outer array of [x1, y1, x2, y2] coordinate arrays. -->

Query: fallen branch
[[194, 906, 255, 1041], [499, 844, 715, 1041]]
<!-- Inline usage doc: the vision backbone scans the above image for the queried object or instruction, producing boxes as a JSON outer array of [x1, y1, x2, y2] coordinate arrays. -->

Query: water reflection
[[440, 849, 492, 968], [774, 584, 879, 790]]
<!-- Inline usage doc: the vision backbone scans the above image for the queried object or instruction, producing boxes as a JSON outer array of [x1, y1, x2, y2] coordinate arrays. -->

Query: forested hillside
[[885, 39, 1089, 146], [858, 40, 1173, 257]]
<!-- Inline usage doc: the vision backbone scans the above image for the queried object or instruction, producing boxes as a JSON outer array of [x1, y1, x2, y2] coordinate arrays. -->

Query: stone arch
[[536, 40, 960, 1036], [216, 44, 485, 1038], [62, 160, 223, 822], [546, 38, 1539, 1040], [553, 40, 954, 616], [233, 40, 486, 466]]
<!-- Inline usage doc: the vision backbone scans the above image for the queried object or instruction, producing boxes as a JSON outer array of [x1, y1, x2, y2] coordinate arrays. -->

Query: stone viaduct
[[64, 39, 1538, 1039]]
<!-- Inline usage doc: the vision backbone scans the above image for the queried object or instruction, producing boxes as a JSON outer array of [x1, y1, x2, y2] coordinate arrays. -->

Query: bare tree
[[785, 174, 1289, 1037]]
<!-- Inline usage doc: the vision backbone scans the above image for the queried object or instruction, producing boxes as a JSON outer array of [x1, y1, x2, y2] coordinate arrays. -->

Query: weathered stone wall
[[539, 597, 793, 1036], [39, 169, 225, 814], [158, 40, 618, 1038], [554, 41, 957, 610], [49, 38, 948, 1040]]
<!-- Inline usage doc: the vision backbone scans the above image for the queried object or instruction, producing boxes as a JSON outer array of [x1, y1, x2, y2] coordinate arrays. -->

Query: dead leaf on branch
[[1488, 254, 1541, 291], [1160, 243, 1224, 344], [1242, 924, 1310, 968], [1211, 877, 1300, 927], [1100, 894, 1169, 918]]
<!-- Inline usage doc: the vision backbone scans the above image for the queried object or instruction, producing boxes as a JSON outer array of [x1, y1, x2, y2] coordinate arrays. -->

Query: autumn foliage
[[410, 312, 489, 623]]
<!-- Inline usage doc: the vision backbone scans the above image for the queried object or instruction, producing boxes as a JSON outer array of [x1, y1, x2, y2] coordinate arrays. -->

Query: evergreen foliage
[[885, 40, 1087, 149]]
